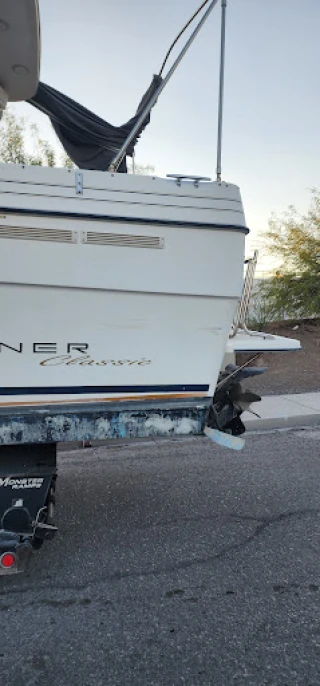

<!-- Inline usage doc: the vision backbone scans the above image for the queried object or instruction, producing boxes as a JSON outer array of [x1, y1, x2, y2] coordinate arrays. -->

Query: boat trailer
[[0, 363, 265, 575]]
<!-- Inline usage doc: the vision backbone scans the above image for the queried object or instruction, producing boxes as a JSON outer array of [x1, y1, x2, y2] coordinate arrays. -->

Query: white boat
[[0, 0, 299, 436], [0, 164, 247, 408], [0, 0, 302, 574]]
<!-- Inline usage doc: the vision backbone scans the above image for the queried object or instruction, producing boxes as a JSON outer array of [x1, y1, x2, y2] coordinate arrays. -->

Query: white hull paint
[[228, 330, 301, 354], [0, 165, 247, 408], [0, 285, 238, 406]]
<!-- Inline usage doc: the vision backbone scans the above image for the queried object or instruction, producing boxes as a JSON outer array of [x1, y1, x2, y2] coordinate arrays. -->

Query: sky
[[13, 0, 320, 268]]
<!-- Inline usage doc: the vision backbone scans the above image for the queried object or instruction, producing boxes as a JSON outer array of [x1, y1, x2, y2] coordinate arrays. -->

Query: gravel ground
[[1, 429, 320, 685], [236, 320, 320, 396]]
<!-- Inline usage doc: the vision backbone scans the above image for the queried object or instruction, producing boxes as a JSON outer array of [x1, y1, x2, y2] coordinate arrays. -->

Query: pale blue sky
[[14, 0, 320, 261]]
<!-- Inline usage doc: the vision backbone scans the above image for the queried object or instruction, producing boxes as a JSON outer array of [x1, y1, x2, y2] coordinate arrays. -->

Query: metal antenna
[[109, 0, 220, 172], [216, 0, 227, 182]]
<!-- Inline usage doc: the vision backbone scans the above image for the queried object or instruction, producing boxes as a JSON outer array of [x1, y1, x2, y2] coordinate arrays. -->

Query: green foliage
[[258, 190, 320, 320], [61, 152, 75, 169], [0, 110, 55, 166], [0, 110, 29, 164], [0, 110, 153, 174], [247, 284, 276, 329], [0, 110, 74, 168], [29, 122, 57, 166], [127, 161, 155, 176]]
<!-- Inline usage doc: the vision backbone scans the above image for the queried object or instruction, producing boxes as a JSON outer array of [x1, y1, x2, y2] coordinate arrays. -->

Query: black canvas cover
[[28, 75, 162, 172]]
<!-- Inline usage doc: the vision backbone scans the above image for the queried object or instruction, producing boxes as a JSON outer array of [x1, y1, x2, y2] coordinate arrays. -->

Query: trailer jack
[[0, 443, 57, 575]]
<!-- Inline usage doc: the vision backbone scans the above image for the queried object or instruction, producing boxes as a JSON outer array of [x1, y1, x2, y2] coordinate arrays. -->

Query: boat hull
[[0, 285, 238, 407], [0, 166, 247, 420]]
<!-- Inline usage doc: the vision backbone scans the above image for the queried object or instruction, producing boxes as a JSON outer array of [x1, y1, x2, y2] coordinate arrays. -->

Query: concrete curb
[[243, 392, 320, 432], [244, 413, 320, 432]]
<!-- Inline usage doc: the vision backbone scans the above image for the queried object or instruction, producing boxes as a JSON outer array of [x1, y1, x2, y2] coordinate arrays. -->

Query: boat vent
[[82, 231, 164, 249], [0, 225, 76, 243]]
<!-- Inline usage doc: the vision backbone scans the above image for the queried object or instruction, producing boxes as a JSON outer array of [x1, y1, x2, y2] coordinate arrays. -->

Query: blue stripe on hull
[[0, 207, 249, 234], [0, 384, 209, 396]]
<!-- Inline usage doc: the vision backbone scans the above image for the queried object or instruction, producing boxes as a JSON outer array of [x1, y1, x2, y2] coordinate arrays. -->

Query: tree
[[0, 110, 155, 177], [0, 109, 74, 168], [127, 160, 155, 176], [258, 189, 320, 320]]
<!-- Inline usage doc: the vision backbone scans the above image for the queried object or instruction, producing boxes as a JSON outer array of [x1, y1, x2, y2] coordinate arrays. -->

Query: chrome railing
[[231, 250, 258, 337]]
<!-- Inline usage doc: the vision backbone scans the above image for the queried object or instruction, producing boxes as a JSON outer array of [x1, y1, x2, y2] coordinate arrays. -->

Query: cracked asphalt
[[1, 427, 320, 686]]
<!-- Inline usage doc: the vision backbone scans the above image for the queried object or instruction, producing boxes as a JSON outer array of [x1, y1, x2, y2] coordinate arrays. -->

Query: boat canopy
[[28, 77, 162, 173], [1, 0, 221, 174]]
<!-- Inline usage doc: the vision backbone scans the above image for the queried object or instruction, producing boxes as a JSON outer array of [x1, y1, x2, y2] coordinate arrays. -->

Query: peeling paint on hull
[[0, 398, 210, 446]]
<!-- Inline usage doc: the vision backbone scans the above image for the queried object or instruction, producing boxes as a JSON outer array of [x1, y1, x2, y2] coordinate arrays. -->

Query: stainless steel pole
[[109, 0, 220, 172], [216, 0, 227, 182]]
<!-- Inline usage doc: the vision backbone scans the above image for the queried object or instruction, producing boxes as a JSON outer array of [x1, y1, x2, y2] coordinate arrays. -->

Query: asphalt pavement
[[1, 428, 320, 686]]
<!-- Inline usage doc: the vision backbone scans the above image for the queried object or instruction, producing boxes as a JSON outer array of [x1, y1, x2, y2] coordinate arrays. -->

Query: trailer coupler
[[0, 443, 57, 575]]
